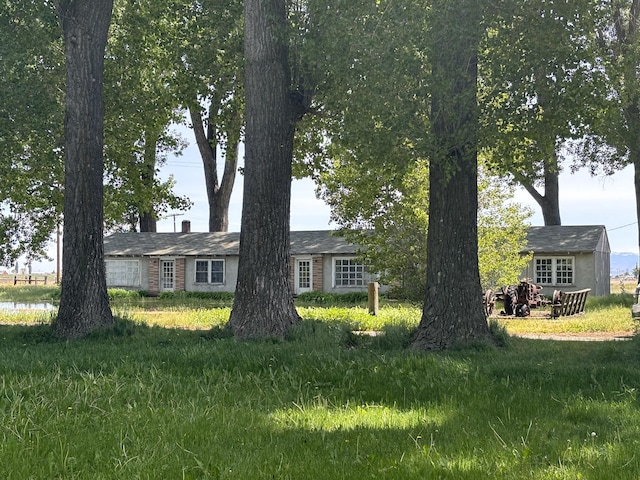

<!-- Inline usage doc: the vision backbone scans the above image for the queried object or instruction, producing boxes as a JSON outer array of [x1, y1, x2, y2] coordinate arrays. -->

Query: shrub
[[296, 291, 369, 305], [587, 293, 634, 309], [107, 288, 143, 300], [157, 291, 235, 302]]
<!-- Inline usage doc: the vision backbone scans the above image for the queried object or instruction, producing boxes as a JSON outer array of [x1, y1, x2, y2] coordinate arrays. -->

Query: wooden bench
[[551, 288, 590, 318]]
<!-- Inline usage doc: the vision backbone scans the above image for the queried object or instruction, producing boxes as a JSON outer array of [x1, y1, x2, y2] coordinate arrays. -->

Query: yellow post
[[368, 282, 379, 315]]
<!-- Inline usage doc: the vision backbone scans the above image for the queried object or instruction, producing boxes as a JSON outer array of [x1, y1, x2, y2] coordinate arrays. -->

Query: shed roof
[[524, 225, 610, 254], [104, 230, 358, 257]]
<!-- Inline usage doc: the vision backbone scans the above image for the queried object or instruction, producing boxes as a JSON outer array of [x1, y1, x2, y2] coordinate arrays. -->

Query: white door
[[160, 260, 175, 292], [295, 258, 312, 294]]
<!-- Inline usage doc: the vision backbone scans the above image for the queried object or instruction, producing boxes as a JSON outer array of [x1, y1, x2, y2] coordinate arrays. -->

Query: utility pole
[[166, 213, 185, 232]]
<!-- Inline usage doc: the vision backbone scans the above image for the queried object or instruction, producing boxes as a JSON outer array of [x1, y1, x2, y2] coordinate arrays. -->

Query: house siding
[[148, 258, 159, 296], [185, 256, 239, 293], [521, 252, 610, 297], [106, 226, 609, 297], [175, 258, 185, 292], [312, 256, 323, 291]]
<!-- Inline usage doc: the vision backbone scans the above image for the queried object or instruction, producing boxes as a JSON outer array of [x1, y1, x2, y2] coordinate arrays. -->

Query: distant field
[[0, 273, 54, 286], [611, 278, 638, 295]]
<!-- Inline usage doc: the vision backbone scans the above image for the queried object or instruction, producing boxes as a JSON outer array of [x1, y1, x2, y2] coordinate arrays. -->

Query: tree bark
[[626, 105, 640, 282], [412, 0, 492, 350], [228, 0, 301, 338], [636, 159, 640, 283], [138, 130, 158, 232], [53, 0, 114, 339], [189, 100, 240, 232], [518, 152, 562, 226], [139, 211, 157, 232]]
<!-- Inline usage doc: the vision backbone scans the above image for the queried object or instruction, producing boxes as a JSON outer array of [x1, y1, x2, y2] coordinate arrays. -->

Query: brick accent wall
[[312, 256, 323, 291], [148, 258, 159, 296], [175, 258, 185, 291], [289, 258, 295, 291]]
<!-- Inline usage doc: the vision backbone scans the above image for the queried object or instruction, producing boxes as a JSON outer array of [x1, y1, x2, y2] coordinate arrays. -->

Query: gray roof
[[524, 225, 609, 254], [104, 230, 358, 257]]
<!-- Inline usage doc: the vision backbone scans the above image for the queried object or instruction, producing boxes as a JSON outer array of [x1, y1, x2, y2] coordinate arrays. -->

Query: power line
[[160, 213, 185, 232], [609, 222, 638, 232]]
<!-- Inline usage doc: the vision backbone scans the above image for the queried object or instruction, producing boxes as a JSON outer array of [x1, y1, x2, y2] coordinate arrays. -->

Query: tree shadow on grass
[[1, 320, 639, 478]]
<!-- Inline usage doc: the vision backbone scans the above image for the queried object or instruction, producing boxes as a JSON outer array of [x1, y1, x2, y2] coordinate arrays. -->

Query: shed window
[[195, 259, 225, 284], [334, 258, 367, 287], [106, 260, 140, 287], [535, 257, 573, 285]]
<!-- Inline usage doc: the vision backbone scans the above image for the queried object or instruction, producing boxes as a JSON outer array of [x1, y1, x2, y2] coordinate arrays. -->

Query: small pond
[[0, 302, 57, 312]]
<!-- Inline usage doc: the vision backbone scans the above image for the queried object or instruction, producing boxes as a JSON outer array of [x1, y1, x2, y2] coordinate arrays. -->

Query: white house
[[519, 225, 610, 296], [103, 229, 377, 296], [103, 225, 611, 297]]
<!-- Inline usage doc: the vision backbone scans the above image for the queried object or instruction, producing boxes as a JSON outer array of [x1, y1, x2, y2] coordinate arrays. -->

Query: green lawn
[[0, 286, 639, 478]]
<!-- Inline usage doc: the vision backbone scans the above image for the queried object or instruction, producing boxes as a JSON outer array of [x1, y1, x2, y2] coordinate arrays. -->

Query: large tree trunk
[[228, 0, 301, 338], [189, 101, 240, 232], [636, 159, 640, 282], [412, 0, 492, 350], [139, 131, 158, 232], [139, 211, 156, 232], [519, 152, 562, 226], [626, 106, 640, 282], [53, 0, 114, 339]]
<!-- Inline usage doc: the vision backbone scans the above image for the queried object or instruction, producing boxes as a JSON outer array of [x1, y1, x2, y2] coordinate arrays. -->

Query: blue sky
[[157, 136, 639, 254], [28, 134, 639, 273]]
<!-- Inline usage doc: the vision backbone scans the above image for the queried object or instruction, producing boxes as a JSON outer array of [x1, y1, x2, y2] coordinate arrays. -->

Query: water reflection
[[0, 302, 57, 311]]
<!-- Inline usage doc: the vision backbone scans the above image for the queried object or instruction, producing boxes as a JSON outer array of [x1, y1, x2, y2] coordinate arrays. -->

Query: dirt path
[[513, 332, 634, 341]]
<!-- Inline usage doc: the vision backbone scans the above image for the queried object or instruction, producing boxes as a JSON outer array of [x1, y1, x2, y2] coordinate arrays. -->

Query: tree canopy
[[0, 1, 64, 266], [322, 159, 532, 301], [480, 0, 610, 225], [103, 0, 192, 232]]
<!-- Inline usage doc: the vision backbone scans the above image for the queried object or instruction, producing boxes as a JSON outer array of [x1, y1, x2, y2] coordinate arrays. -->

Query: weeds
[[0, 292, 640, 478]]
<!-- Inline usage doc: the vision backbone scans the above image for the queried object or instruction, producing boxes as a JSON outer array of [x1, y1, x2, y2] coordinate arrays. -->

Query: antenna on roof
[[162, 213, 185, 232]]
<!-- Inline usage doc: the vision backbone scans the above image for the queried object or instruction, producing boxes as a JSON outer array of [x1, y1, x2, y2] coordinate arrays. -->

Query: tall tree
[[52, 0, 114, 339], [300, 0, 495, 348], [103, 0, 191, 233], [0, 2, 64, 266], [612, 1, 640, 271], [228, 0, 309, 338], [173, 0, 244, 232], [480, 0, 608, 225], [412, 0, 493, 349], [321, 158, 532, 301], [590, 0, 640, 271], [0, 0, 190, 262]]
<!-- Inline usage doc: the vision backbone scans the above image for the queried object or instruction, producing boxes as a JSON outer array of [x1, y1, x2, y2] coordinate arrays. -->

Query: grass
[[1, 318, 640, 479], [611, 278, 638, 295], [1, 285, 640, 477], [0, 284, 637, 335], [0, 284, 59, 302]]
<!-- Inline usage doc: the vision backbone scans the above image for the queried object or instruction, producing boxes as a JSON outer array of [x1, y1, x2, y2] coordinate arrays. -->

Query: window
[[106, 260, 140, 287], [535, 258, 553, 285], [297, 259, 311, 289], [194, 259, 225, 284], [555, 258, 573, 285], [535, 257, 574, 285], [334, 258, 367, 287]]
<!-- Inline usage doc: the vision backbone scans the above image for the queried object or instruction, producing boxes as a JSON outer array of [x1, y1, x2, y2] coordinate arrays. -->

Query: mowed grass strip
[[1, 315, 640, 479]]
